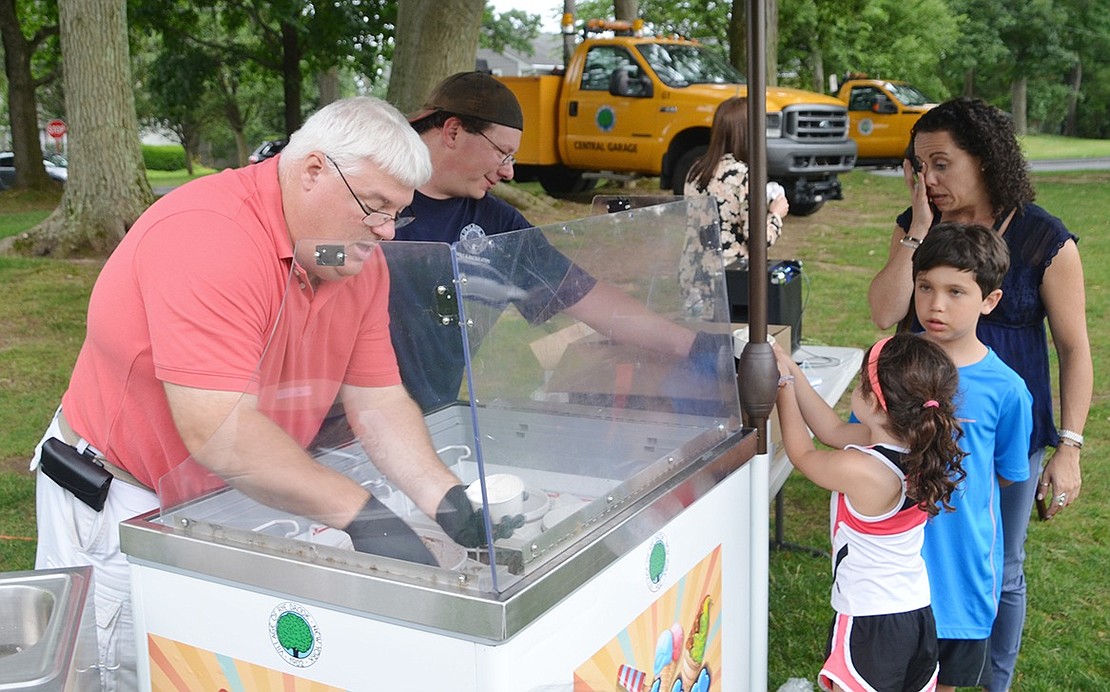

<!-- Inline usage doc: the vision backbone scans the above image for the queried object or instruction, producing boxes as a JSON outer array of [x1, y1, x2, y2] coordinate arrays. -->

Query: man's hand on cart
[[661, 330, 733, 416], [344, 495, 438, 565], [436, 484, 525, 548]]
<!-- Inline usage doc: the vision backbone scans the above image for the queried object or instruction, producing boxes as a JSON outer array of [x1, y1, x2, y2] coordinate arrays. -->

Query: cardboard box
[[731, 323, 792, 359], [732, 323, 793, 449], [536, 323, 790, 416]]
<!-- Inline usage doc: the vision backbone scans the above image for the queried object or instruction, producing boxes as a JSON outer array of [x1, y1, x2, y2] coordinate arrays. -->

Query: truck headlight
[[765, 112, 783, 138]]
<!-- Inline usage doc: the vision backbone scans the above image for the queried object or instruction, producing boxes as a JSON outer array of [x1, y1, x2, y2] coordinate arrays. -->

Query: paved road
[[866, 158, 1110, 177], [1028, 157, 1110, 171]]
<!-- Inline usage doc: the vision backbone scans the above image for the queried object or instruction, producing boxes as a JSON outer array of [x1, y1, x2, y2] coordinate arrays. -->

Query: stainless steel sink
[[0, 566, 100, 691]]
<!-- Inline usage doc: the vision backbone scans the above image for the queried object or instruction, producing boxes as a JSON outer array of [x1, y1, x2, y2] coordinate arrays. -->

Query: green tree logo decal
[[269, 602, 322, 667], [596, 106, 616, 132], [646, 534, 669, 591], [276, 612, 313, 658]]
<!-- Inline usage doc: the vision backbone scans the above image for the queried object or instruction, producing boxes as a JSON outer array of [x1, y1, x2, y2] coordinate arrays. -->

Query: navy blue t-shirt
[[387, 191, 596, 411]]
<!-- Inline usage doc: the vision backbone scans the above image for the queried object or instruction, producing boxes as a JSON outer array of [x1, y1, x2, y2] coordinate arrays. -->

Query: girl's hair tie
[[923, 400, 940, 409]]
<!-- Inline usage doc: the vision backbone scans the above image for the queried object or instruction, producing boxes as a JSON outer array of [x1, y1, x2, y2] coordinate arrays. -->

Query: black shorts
[[936, 637, 990, 687], [820, 607, 939, 692]]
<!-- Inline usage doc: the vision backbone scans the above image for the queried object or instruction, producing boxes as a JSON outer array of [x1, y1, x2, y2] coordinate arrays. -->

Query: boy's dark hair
[[909, 97, 1035, 219], [912, 222, 1010, 297]]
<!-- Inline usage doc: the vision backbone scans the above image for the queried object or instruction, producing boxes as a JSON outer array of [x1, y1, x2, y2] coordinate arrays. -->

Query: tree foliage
[[7, 0, 1110, 224], [387, 0, 484, 114], [129, 0, 397, 135], [480, 6, 543, 55], [0, 0, 61, 190], [3, 0, 152, 258]]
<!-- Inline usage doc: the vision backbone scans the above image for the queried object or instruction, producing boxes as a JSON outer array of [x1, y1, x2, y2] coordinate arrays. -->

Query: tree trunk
[[728, 0, 745, 74], [728, 0, 777, 84], [1064, 60, 1081, 137], [962, 68, 975, 97], [318, 67, 340, 106], [614, 0, 637, 21], [811, 47, 824, 95], [0, 0, 55, 190], [217, 70, 250, 167], [281, 21, 303, 134], [765, 0, 778, 86], [562, 0, 576, 67], [1010, 77, 1027, 135], [387, 0, 485, 114], [728, 1, 745, 73], [182, 124, 200, 176], [2, 0, 153, 258]]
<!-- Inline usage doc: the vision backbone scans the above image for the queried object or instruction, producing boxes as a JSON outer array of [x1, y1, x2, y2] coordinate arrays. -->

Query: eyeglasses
[[326, 155, 415, 229], [474, 130, 517, 167]]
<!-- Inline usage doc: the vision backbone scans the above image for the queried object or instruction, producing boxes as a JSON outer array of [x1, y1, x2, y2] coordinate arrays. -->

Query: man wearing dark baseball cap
[[386, 72, 706, 412], [408, 71, 525, 131]]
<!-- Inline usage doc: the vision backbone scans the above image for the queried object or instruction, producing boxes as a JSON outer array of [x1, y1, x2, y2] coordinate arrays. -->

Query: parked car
[[0, 151, 67, 188], [248, 139, 286, 164]]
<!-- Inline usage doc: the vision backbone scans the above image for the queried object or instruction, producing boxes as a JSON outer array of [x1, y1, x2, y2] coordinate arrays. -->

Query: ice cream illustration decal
[[679, 595, 712, 691], [618, 594, 713, 692]]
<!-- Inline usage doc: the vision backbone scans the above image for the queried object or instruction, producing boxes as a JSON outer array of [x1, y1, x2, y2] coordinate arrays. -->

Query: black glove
[[345, 495, 437, 566], [435, 484, 524, 548], [688, 330, 732, 367], [662, 330, 733, 416]]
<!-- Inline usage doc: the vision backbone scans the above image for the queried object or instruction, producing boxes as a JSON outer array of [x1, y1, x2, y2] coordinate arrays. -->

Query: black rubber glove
[[689, 330, 732, 365], [435, 484, 524, 548], [662, 330, 733, 416], [345, 495, 437, 566]]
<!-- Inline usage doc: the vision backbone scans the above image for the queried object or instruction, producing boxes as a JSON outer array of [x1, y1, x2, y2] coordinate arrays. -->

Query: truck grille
[[784, 107, 848, 141]]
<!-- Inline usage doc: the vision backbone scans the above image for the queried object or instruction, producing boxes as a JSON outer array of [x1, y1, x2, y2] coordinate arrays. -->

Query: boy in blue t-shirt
[[911, 222, 1032, 691]]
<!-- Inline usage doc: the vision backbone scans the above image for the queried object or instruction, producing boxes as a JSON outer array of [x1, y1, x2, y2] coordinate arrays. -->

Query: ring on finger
[[1056, 493, 1068, 507]]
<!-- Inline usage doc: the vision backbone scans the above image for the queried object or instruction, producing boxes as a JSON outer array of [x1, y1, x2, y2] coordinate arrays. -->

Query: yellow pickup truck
[[835, 78, 936, 166], [497, 20, 857, 216]]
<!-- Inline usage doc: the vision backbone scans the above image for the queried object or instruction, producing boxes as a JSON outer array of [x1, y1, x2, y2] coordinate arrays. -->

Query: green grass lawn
[[767, 168, 1110, 690], [1020, 134, 1110, 159], [1, 148, 1108, 690]]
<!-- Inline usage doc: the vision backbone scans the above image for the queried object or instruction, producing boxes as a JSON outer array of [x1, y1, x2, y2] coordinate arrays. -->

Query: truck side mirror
[[609, 68, 652, 98], [609, 68, 633, 96]]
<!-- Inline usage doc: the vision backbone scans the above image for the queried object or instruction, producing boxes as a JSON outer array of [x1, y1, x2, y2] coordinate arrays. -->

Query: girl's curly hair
[[910, 97, 1035, 219], [859, 334, 968, 515]]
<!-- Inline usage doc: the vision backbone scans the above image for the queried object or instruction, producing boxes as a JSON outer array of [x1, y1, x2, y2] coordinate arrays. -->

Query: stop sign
[[46, 119, 67, 138]]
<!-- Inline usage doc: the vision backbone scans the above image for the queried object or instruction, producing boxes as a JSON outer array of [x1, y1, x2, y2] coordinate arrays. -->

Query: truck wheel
[[670, 145, 707, 195], [538, 168, 597, 197], [785, 199, 824, 216]]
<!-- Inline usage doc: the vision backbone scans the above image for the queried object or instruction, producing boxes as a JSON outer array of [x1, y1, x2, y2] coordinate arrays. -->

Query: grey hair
[[279, 96, 432, 189]]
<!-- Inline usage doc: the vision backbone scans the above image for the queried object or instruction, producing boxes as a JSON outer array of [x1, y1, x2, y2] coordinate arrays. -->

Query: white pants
[[32, 412, 158, 692]]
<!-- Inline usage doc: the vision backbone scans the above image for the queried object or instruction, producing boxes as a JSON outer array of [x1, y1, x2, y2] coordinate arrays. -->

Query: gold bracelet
[[1058, 438, 1083, 450]]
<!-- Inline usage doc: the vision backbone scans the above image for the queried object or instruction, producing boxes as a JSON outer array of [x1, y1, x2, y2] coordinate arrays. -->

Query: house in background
[[477, 34, 564, 76]]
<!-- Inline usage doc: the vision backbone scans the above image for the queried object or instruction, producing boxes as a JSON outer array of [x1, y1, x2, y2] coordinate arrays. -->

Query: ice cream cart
[[120, 198, 768, 691]]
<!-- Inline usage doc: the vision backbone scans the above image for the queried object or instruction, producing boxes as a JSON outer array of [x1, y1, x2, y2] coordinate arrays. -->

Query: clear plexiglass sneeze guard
[[154, 196, 741, 596]]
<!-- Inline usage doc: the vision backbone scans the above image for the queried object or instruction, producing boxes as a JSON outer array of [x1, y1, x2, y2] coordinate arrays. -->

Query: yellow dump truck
[[496, 20, 857, 216], [835, 77, 936, 166]]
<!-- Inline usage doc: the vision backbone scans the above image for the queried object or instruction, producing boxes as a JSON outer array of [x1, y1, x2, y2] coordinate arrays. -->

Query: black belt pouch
[[39, 438, 113, 511]]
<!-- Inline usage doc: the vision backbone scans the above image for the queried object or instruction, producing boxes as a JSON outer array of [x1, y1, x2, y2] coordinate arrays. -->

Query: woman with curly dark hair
[[867, 97, 1092, 691]]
